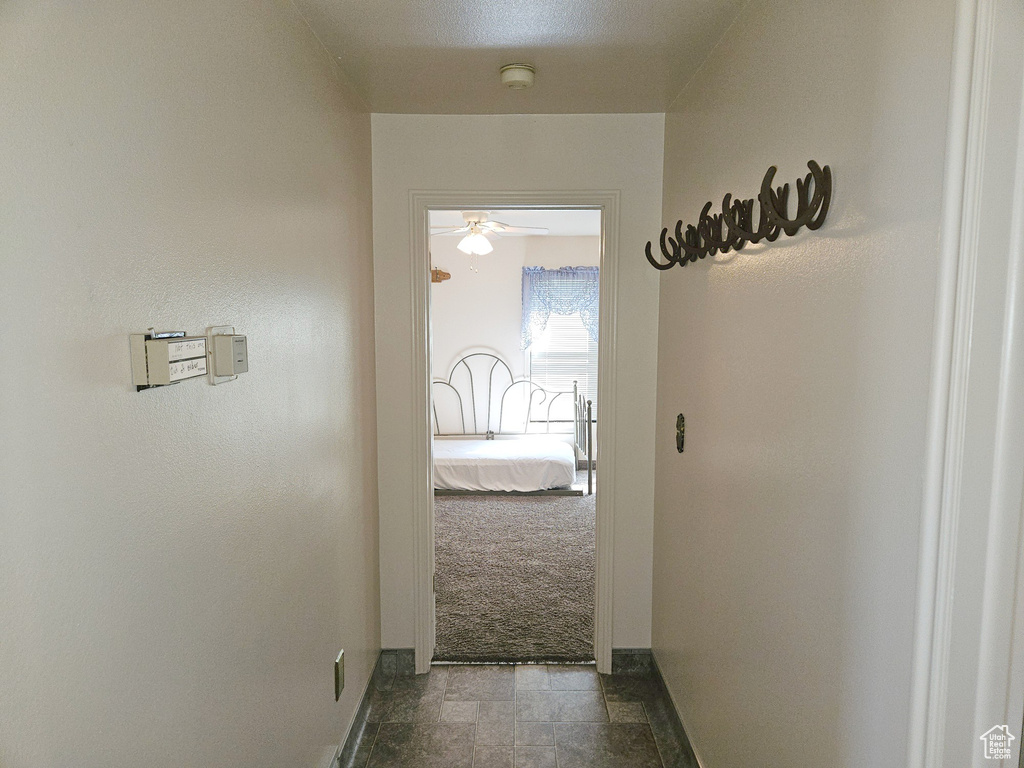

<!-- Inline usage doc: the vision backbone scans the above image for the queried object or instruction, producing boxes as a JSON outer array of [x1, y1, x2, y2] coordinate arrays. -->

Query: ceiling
[[292, 0, 747, 113], [429, 209, 602, 236]]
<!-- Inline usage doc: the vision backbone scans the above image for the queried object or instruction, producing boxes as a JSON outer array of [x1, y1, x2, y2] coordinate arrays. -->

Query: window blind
[[528, 312, 598, 407]]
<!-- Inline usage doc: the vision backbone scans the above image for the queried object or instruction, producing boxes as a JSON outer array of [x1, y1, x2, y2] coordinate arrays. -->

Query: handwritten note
[[166, 337, 207, 362], [168, 356, 207, 382]]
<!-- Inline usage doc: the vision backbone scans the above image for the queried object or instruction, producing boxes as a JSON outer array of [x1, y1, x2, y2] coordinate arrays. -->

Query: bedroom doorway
[[428, 208, 600, 664], [410, 191, 619, 675]]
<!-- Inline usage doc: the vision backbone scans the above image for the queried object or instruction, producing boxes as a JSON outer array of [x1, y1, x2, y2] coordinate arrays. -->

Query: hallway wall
[[371, 114, 664, 650], [0, 2, 379, 767], [651, 1, 956, 766]]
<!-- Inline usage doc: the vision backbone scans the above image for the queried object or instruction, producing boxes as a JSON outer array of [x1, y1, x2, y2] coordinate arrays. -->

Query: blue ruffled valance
[[521, 266, 600, 350]]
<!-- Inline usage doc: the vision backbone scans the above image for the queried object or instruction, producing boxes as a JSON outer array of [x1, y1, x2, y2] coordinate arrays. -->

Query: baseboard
[[615, 649, 701, 768], [336, 650, 415, 768], [381, 648, 416, 676], [648, 651, 705, 768], [611, 647, 656, 674]]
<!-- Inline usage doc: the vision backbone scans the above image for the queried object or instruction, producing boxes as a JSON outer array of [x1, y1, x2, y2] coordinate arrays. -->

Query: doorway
[[428, 208, 600, 662], [409, 191, 621, 674]]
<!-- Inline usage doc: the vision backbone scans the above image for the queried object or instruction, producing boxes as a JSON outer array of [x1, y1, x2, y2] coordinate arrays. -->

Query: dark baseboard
[[336, 650, 415, 768], [611, 647, 656, 675], [612, 649, 700, 768], [646, 655, 702, 768], [381, 648, 416, 677]]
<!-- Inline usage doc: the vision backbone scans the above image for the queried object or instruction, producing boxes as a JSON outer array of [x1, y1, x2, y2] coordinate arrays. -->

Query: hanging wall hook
[[646, 161, 832, 271]]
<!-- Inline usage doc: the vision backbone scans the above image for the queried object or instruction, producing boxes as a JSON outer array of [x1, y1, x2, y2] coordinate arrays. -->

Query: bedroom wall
[[372, 114, 664, 650], [520, 236, 602, 269], [430, 234, 600, 379], [0, 2, 379, 767], [430, 236, 528, 379], [651, 1, 955, 766]]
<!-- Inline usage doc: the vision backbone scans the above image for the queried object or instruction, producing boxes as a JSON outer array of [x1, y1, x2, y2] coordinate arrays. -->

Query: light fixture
[[457, 226, 494, 255], [500, 63, 535, 90]]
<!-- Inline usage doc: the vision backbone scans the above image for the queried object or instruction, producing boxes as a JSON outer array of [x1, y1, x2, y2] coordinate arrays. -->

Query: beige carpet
[[433, 494, 595, 662]]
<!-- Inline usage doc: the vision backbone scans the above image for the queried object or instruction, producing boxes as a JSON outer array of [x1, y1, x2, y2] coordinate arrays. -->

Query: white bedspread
[[433, 436, 576, 492]]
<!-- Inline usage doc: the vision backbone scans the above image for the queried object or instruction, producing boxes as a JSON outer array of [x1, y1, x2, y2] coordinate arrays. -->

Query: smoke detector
[[500, 64, 535, 90]]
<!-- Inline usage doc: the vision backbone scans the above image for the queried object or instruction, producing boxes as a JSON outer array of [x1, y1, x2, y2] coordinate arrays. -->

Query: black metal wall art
[[645, 161, 832, 271]]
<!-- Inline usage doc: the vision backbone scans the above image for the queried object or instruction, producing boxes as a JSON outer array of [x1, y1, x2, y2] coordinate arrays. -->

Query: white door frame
[[409, 190, 621, 674], [908, 0, 1024, 764]]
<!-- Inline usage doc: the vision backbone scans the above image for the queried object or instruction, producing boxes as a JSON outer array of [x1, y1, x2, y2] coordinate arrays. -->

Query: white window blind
[[528, 312, 598, 407]]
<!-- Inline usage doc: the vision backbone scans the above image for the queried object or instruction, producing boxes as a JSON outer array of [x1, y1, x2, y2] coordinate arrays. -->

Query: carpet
[[433, 494, 595, 662]]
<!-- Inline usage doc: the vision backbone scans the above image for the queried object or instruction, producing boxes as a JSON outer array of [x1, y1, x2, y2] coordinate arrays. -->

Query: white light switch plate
[[206, 326, 237, 386]]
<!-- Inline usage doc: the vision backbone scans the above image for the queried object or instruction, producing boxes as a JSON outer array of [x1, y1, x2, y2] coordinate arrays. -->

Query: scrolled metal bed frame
[[432, 352, 594, 495]]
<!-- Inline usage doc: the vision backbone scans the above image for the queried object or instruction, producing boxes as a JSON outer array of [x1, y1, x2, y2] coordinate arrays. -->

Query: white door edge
[[908, 0, 1024, 764]]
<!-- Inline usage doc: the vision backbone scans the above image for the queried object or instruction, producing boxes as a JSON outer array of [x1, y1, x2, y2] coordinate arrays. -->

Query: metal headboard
[[432, 352, 594, 494], [432, 352, 574, 436]]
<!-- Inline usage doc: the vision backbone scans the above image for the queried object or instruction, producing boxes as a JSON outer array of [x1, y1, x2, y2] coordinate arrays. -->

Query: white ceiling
[[292, 0, 747, 113], [429, 209, 602, 236]]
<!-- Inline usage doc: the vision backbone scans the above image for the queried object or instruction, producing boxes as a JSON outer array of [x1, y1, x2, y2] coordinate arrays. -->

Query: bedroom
[[428, 208, 601, 663]]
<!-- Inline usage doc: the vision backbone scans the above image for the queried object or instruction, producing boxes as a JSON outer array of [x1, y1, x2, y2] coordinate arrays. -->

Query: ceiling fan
[[431, 211, 549, 255]]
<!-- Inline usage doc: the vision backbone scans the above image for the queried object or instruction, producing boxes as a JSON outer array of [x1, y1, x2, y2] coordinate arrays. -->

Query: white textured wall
[[431, 236, 529, 379], [0, 3, 379, 767], [651, 1, 955, 766], [372, 114, 663, 649], [430, 235, 600, 380]]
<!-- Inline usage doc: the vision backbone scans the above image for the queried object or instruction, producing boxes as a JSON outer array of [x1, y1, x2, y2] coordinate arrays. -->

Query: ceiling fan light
[[458, 232, 493, 255]]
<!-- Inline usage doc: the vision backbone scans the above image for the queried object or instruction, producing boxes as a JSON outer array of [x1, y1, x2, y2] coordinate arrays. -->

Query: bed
[[432, 352, 593, 495]]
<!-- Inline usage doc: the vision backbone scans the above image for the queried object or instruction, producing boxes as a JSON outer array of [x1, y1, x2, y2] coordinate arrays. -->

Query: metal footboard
[[573, 381, 594, 496]]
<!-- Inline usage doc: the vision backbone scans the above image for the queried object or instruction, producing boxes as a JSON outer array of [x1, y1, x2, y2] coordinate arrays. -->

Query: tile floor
[[350, 662, 697, 768]]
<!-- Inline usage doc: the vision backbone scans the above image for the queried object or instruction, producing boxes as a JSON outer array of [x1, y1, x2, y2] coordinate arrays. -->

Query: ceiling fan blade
[[488, 224, 550, 235], [430, 226, 470, 235]]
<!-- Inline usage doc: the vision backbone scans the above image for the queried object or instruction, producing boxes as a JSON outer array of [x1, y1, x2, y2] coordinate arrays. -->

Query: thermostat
[[212, 334, 247, 377]]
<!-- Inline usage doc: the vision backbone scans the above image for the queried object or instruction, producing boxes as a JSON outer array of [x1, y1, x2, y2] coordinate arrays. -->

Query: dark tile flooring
[[350, 662, 698, 768]]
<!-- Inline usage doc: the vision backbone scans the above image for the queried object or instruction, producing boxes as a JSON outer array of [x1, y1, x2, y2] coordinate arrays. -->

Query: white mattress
[[433, 436, 577, 492]]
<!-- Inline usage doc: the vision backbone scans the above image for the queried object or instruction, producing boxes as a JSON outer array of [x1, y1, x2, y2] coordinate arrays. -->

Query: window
[[528, 313, 598, 405], [521, 266, 600, 416]]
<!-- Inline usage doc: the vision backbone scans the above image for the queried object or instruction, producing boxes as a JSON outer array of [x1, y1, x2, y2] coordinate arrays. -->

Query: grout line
[[552, 685, 561, 767]]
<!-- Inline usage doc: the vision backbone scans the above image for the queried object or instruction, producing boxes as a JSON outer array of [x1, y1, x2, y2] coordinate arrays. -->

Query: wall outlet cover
[[334, 650, 344, 701]]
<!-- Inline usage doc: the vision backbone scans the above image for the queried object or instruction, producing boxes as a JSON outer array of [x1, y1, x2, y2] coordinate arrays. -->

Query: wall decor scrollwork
[[645, 161, 832, 271]]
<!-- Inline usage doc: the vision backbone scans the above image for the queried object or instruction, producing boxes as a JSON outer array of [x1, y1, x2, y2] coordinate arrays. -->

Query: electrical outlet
[[334, 650, 344, 701]]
